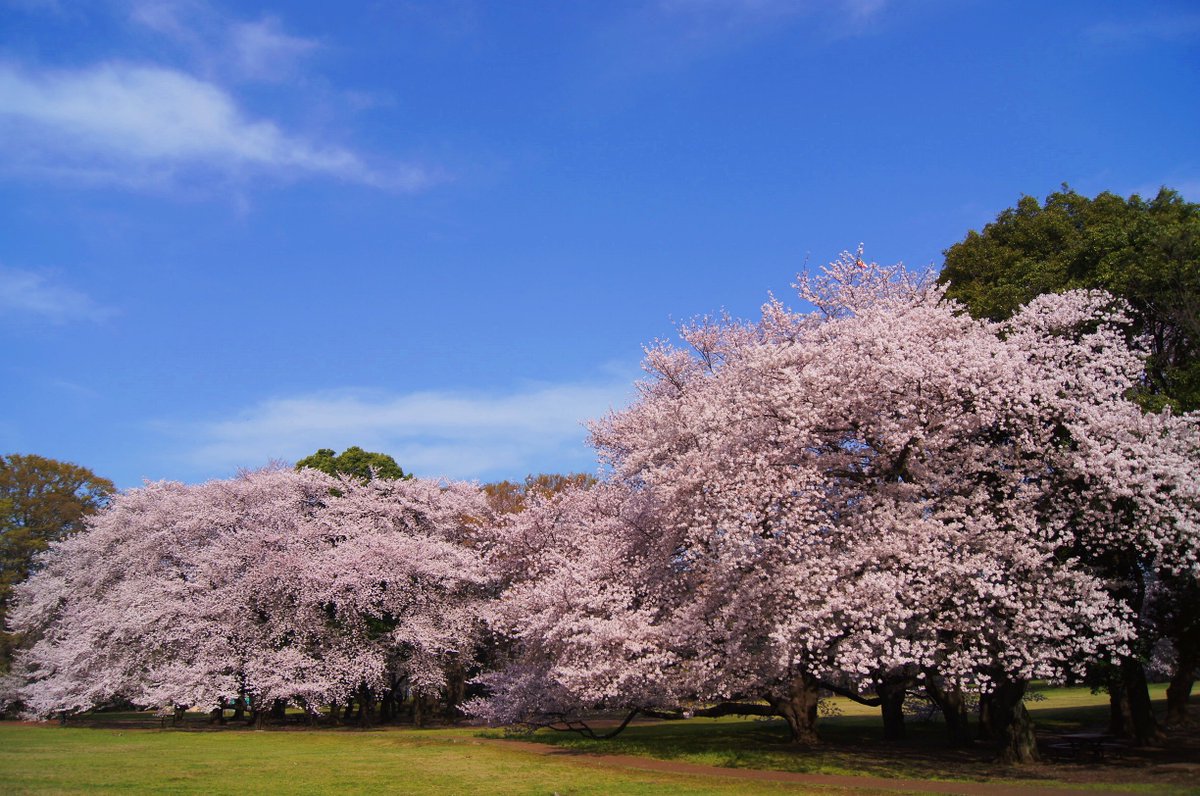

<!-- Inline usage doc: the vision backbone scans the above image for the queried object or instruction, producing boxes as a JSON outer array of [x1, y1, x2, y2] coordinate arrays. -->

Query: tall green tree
[[295, 447, 409, 482], [0, 454, 115, 671], [940, 186, 1199, 411], [939, 186, 1200, 742]]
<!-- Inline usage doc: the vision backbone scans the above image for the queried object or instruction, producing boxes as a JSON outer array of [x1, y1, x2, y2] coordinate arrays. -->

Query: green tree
[[940, 186, 1199, 411], [294, 447, 410, 482], [1, 454, 115, 671]]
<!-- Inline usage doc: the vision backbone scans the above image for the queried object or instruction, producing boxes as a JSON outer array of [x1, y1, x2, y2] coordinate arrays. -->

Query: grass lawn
[[0, 723, 881, 795], [1, 685, 1195, 794]]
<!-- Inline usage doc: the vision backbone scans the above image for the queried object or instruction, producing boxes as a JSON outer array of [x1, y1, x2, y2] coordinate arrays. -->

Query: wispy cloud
[[657, 0, 888, 35], [127, 1, 321, 83], [172, 377, 636, 481], [0, 61, 432, 190], [593, 0, 889, 83], [0, 266, 114, 324], [126, 0, 207, 39], [230, 16, 320, 82]]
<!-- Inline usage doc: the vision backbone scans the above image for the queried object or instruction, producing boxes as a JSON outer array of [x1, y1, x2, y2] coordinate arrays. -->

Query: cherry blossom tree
[[474, 253, 1195, 763], [6, 467, 490, 725]]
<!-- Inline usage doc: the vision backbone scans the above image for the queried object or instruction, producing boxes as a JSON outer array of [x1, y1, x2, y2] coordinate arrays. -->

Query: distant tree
[[7, 467, 489, 725], [0, 454, 114, 672], [482, 473, 597, 515], [295, 447, 409, 482], [939, 186, 1199, 412]]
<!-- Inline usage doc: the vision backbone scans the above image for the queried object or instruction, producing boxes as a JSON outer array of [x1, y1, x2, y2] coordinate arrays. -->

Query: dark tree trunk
[[209, 700, 226, 725], [357, 684, 375, 728], [380, 689, 394, 724], [1165, 653, 1196, 726], [1121, 657, 1161, 744], [270, 699, 287, 724], [443, 655, 467, 722], [877, 676, 909, 741], [924, 675, 972, 747], [1107, 667, 1132, 737], [981, 680, 1037, 764], [413, 692, 427, 728], [768, 671, 821, 745], [1160, 575, 1200, 728], [232, 693, 245, 722], [295, 698, 317, 726]]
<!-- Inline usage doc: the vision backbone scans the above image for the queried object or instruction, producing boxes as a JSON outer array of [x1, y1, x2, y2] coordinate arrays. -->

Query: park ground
[[1, 685, 1197, 795]]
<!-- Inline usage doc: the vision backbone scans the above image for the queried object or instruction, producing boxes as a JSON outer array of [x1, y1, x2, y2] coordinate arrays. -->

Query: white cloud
[[127, 2, 321, 83], [0, 62, 431, 190], [177, 378, 637, 482], [126, 0, 206, 39], [0, 266, 114, 324], [230, 16, 320, 81]]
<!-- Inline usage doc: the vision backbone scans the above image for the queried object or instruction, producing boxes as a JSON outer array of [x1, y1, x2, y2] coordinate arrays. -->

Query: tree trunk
[[232, 693, 245, 722], [209, 700, 226, 725], [380, 689, 393, 724], [293, 698, 316, 726], [1106, 667, 1132, 737], [358, 684, 375, 728], [924, 675, 971, 747], [413, 691, 426, 728], [1165, 653, 1196, 726], [768, 671, 821, 745], [444, 655, 466, 722], [877, 677, 908, 741], [981, 680, 1037, 764], [1121, 657, 1161, 744]]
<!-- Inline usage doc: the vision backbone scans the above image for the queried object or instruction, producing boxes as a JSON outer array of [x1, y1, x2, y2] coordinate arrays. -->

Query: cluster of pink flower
[[472, 254, 1198, 756], [6, 468, 489, 721]]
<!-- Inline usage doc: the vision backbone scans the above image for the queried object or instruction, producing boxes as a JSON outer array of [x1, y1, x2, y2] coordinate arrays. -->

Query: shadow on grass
[[485, 690, 1199, 788]]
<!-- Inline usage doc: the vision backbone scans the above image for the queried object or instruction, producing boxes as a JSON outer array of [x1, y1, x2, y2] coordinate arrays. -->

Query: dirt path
[[476, 738, 1158, 796]]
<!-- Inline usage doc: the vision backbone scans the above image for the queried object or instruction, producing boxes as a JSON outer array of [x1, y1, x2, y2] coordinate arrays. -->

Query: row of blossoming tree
[[5, 256, 1198, 763]]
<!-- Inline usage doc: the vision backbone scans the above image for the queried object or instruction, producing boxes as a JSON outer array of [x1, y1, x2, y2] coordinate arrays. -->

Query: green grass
[[0, 723, 876, 795], [1, 685, 1193, 794]]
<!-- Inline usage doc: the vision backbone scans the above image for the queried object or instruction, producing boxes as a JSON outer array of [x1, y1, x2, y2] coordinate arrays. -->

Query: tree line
[[2, 188, 1196, 765]]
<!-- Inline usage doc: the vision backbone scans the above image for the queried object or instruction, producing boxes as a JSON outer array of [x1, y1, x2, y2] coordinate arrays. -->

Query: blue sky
[[1, 0, 1197, 489]]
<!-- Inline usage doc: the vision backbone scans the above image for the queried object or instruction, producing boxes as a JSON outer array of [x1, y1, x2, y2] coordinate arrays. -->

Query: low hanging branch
[[520, 708, 642, 740], [818, 680, 882, 707], [525, 701, 778, 740], [640, 702, 778, 720]]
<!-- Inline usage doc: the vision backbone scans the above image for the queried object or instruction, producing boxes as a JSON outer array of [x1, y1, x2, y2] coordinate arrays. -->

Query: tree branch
[[818, 680, 882, 707]]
